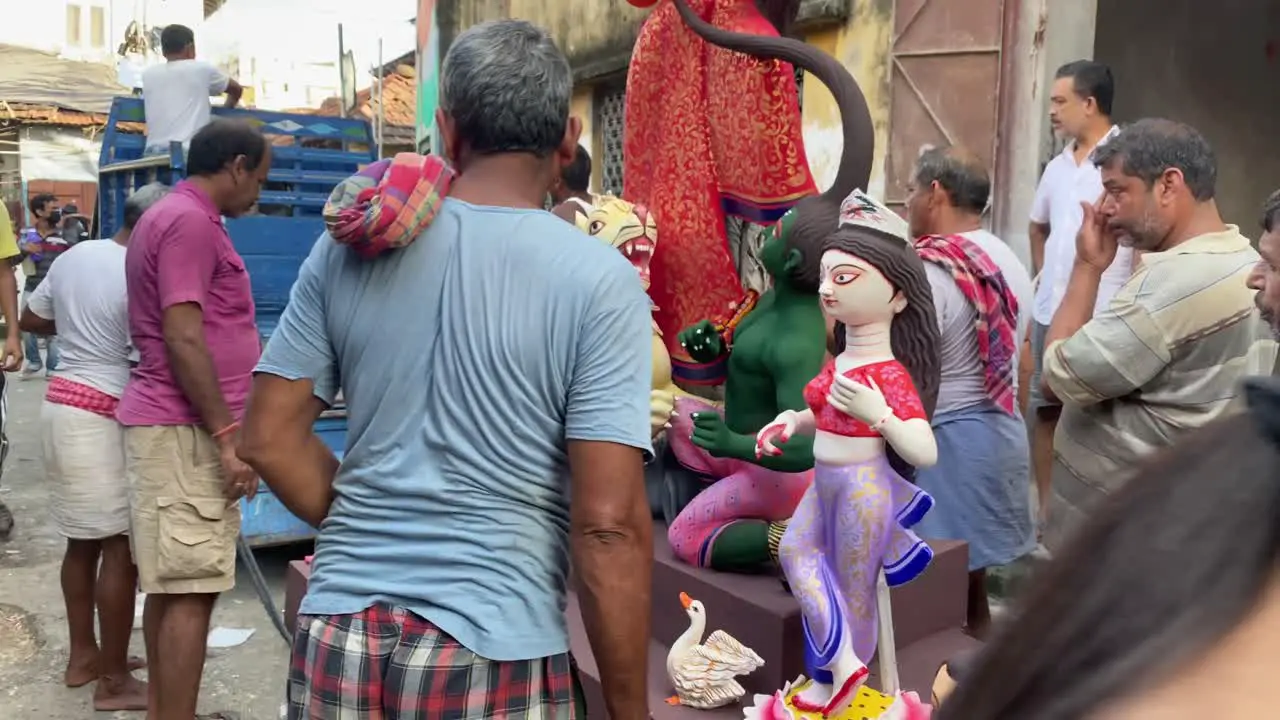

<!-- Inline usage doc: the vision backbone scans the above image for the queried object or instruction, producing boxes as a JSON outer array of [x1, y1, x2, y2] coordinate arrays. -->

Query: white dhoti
[[41, 400, 129, 539]]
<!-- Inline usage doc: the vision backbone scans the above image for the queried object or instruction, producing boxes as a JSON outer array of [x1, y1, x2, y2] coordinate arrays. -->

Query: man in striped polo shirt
[[1040, 119, 1269, 551]]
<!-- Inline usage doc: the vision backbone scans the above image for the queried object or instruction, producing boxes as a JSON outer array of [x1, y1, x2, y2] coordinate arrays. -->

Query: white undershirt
[[25, 240, 132, 397]]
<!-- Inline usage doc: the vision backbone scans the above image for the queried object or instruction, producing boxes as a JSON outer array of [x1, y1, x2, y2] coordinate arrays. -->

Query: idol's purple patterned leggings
[[777, 457, 934, 669]]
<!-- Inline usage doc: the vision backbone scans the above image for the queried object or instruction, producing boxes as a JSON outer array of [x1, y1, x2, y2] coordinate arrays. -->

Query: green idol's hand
[[689, 410, 735, 457], [677, 320, 724, 363]]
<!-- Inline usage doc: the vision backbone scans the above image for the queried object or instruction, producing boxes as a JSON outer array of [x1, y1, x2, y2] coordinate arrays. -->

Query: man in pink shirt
[[118, 118, 269, 718]]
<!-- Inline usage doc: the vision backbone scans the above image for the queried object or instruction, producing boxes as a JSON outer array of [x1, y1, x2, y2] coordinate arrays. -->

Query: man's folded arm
[[1043, 297, 1169, 406]]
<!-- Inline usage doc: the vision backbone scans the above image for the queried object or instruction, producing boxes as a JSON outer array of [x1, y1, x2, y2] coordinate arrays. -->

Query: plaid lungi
[[288, 603, 585, 719]]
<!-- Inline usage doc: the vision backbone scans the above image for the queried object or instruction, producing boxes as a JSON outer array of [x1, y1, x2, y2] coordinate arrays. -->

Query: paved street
[[0, 375, 301, 719]]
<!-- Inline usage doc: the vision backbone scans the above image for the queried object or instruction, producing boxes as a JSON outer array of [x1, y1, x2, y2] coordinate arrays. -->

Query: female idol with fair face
[[755, 190, 941, 717]]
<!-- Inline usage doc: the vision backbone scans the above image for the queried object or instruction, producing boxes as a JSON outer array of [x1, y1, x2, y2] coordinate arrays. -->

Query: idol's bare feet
[[820, 647, 869, 718], [792, 680, 833, 711], [792, 640, 869, 716]]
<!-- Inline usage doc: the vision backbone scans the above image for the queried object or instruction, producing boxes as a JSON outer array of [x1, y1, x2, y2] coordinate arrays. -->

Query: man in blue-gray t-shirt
[[239, 19, 655, 720]]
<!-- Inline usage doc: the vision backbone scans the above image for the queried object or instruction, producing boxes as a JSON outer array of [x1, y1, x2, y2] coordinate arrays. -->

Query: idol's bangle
[[871, 410, 896, 433]]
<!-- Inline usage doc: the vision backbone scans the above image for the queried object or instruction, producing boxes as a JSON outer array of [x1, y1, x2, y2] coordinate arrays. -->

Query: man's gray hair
[[123, 183, 170, 230], [914, 146, 991, 215], [439, 19, 572, 157]]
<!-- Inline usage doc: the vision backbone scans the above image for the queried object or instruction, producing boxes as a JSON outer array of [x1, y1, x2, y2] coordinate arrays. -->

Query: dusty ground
[[0, 375, 304, 720]]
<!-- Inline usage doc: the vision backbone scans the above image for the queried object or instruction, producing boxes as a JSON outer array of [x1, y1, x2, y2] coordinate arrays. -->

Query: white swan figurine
[[666, 591, 766, 709]]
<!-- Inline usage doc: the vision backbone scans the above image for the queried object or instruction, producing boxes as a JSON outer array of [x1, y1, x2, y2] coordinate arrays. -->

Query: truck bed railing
[[97, 97, 376, 239]]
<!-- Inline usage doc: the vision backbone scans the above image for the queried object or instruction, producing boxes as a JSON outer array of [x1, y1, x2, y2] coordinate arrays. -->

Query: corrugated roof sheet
[[0, 44, 130, 115], [0, 102, 143, 133]]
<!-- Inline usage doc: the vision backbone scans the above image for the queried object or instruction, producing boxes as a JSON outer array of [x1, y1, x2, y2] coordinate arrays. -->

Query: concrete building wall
[[798, 0, 894, 198], [1094, 0, 1280, 233], [996, 0, 1098, 270], [441, 0, 648, 81], [1001, 0, 1280, 263]]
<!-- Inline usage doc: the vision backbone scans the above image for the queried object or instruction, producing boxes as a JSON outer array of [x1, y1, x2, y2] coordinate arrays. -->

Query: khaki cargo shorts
[[126, 425, 240, 595]]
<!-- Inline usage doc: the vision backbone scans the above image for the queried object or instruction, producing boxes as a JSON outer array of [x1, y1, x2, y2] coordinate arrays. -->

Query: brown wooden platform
[[284, 559, 310, 634], [568, 592, 979, 720], [649, 528, 970, 696], [568, 527, 978, 719], [282, 526, 979, 719]]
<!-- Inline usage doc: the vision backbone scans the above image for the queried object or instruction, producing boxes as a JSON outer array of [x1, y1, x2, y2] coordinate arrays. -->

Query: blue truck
[[97, 96, 373, 547]]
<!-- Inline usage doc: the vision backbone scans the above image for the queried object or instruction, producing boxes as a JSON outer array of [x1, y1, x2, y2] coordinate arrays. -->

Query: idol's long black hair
[[822, 227, 940, 479]]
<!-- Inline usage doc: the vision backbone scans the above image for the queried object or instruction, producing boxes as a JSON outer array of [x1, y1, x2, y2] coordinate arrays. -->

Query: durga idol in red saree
[[623, 0, 816, 386]]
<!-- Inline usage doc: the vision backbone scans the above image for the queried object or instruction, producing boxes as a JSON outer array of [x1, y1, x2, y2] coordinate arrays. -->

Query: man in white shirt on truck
[[141, 24, 244, 156], [1027, 60, 1133, 536]]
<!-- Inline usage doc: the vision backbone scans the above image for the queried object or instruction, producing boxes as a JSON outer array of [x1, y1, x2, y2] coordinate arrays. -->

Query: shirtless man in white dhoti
[[19, 184, 169, 711]]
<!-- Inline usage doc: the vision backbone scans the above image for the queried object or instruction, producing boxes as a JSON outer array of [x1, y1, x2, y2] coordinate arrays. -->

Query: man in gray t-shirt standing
[[239, 20, 655, 720], [903, 147, 1036, 638]]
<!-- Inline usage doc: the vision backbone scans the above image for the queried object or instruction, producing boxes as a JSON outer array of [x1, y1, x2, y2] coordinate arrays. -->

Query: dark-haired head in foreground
[[186, 119, 270, 218], [29, 193, 58, 232], [1091, 118, 1221, 253], [940, 376, 1280, 720], [556, 145, 591, 198], [550, 144, 593, 223]]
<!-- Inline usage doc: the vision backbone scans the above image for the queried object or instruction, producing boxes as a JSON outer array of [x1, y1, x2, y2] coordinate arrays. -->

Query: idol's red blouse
[[803, 359, 926, 437]]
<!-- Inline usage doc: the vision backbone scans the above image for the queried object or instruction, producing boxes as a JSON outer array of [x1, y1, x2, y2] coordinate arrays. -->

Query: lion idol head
[[575, 196, 658, 290]]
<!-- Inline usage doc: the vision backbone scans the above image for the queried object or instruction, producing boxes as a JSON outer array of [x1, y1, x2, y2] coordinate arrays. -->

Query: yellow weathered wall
[[444, 0, 893, 196], [799, 0, 894, 198], [448, 0, 647, 79]]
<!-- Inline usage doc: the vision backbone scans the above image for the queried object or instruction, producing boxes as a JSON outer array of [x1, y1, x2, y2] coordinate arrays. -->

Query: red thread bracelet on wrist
[[211, 421, 240, 440]]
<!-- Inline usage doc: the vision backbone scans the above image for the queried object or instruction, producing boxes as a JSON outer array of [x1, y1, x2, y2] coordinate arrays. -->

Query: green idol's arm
[[716, 337, 825, 472]]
